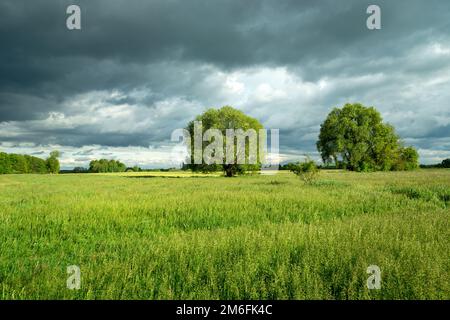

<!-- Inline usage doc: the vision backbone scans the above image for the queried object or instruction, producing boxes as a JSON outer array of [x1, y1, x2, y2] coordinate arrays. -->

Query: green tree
[[0, 152, 50, 174], [393, 146, 419, 171], [9, 154, 29, 173], [25, 155, 47, 174], [88, 159, 126, 173], [0, 151, 63, 174], [442, 158, 450, 168], [46, 151, 60, 174], [0, 152, 12, 174], [50, 150, 60, 158], [317, 103, 418, 171], [186, 106, 264, 177]]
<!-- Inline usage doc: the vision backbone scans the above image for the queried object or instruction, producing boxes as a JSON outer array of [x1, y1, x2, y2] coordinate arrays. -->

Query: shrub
[[289, 158, 319, 184]]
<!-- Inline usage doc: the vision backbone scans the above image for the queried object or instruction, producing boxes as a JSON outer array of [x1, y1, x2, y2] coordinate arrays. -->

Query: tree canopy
[[317, 103, 419, 171], [186, 106, 264, 177], [0, 151, 60, 174], [46, 151, 60, 174]]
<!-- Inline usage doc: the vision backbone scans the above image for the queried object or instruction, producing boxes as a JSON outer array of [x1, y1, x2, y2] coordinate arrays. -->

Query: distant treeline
[[63, 161, 178, 173], [3, 151, 449, 175], [279, 158, 450, 170], [87, 159, 174, 173], [62, 164, 181, 174], [0, 151, 60, 174], [420, 158, 450, 169]]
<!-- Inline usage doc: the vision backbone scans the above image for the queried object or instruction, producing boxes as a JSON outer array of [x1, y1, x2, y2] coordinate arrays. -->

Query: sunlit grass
[[0, 169, 448, 299]]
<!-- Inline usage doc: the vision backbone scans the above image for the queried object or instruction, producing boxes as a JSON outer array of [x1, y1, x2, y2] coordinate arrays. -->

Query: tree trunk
[[224, 165, 234, 177]]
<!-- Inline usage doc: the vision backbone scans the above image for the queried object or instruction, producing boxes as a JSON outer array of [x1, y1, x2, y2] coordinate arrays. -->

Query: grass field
[[0, 169, 449, 299]]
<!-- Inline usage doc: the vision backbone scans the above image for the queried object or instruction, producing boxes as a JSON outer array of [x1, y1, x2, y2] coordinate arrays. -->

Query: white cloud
[[1, 59, 450, 166]]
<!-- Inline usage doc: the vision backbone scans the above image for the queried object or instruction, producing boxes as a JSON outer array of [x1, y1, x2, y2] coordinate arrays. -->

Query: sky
[[1, 0, 449, 168]]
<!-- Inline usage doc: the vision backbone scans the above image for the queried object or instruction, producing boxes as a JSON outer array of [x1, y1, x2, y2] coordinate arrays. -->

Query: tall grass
[[0, 170, 448, 299]]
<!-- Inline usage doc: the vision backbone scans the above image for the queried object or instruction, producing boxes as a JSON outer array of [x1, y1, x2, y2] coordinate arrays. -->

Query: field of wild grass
[[0, 169, 448, 299]]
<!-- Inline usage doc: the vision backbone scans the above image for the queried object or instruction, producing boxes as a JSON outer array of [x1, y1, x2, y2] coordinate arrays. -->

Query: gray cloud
[[1, 0, 450, 165]]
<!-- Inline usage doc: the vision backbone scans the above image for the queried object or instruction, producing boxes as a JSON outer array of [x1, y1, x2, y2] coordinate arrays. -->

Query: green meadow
[[0, 170, 449, 299]]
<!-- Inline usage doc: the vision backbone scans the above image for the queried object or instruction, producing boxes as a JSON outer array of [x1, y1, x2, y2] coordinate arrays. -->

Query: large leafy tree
[[317, 103, 418, 171], [186, 106, 264, 177]]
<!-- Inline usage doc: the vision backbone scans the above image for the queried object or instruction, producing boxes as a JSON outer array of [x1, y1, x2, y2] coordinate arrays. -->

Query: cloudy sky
[[1, 0, 449, 168]]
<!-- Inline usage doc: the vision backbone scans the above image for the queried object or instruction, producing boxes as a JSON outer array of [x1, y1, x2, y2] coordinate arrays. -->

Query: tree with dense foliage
[[46, 150, 60, 174], [10, 153, 29, 173], [0, 152, 12, 174], [392, 146, 419, 171], [186, 106, 264, 177], [89, 159, 126, 173], [25, 155, 48, 173], [0, 151, 50, 174], [317, 103, 419, 171]]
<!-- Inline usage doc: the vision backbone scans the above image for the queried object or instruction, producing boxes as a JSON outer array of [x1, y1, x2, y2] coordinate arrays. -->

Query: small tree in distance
[[89, 159, 126, 173]]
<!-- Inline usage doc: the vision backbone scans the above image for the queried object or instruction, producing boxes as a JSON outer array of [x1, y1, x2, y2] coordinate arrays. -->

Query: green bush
[[289, 159, 319, 184]]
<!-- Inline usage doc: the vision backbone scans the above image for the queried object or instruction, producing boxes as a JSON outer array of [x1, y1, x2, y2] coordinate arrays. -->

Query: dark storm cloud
[[30, 151, 46, 155], [423, 124, 450, 140], [73, 149, 95, 156], [1, 0, 450, 164], [3, 0, 449, 96]]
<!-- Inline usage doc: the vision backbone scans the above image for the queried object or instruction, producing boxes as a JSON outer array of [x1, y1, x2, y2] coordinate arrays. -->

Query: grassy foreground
[[0, 170, 448, 299]]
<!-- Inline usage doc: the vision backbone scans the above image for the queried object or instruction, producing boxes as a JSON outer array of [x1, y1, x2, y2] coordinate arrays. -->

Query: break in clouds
[[1, 0, 450, 168]]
